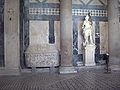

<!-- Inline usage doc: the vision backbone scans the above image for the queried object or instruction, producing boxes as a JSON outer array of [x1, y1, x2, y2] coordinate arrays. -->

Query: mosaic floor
[[0, 70, 120, 90]]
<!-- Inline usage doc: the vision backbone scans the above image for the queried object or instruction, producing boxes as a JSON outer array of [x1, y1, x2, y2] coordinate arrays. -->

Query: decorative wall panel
[[29, 21, 49, 45], [54, 21, 60, 51], [100, 22, 108, 54], [25, 45, 59, 67]]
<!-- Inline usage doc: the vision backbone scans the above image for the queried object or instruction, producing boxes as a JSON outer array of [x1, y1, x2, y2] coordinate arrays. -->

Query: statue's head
[[85, 15, 89, 21]]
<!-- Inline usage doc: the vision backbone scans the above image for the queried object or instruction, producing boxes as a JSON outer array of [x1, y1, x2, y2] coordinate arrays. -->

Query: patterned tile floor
[[0, 69, 120, 90]]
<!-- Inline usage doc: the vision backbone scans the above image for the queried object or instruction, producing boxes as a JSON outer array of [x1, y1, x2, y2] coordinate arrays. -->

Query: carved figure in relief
[[82, 13, 94, 46]]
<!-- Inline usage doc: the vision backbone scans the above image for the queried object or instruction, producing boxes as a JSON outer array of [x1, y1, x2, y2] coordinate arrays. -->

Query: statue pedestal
[[83, 44, 96, 66]]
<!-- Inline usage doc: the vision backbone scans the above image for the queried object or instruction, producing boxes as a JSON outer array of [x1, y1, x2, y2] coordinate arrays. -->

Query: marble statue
[[82, 13, 96, 66], [82, 14, 94, 46]]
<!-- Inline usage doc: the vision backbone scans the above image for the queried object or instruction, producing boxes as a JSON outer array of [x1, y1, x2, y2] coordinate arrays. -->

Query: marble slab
[[78, 21, 83, 54], [100, 22, 108, 54], [29, 21, 49, 45], [83, 45, 96, 66], [25, 44, 59, 67], [54, 21, 60, 52]]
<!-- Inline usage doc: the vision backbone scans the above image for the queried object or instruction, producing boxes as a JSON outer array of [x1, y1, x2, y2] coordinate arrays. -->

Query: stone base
[[76, 61, 83, 66], [25, 44, 59, 67], [0, 68, 20, 75], [110, 65, 120, 71], [59, 66, 77, 74], [83, 44, 96, 66], [85, 63, 96, 66]]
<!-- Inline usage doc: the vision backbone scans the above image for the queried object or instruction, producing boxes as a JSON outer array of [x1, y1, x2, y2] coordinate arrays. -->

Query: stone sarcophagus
[[25, 44, 59, 67]]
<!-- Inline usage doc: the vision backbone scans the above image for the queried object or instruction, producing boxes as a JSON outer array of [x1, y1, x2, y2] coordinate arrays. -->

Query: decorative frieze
[[72, 9, 107, 17], [29, 8, 107, 17], [29, 8, 60, 15], [25, 45, 59, 67], [25, 53, 59, 67]]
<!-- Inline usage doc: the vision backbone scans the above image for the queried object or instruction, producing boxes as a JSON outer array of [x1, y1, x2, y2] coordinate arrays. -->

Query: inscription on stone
[[25, 53, 59, 67], [25, 45, 59, 67]]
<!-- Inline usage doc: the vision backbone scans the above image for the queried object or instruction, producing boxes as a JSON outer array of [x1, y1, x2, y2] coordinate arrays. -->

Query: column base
[[110, 65, 120, 71], [59, 66, 77, 74], [0, 68, 20, 75], [84, 63, 96, 66]]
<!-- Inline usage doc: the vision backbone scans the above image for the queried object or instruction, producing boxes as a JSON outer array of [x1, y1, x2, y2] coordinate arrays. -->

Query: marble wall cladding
[[29, 20, 60, 50], [29, 21, 49, 45], [0, 0, 4, 67], [23, 0, 108, 67], [54, 21, 60, 51], [119, 0, 120, 22], [78, 21, 83, 54], [92, 22, 95, 44], [25, 20, 60, 67], [100, 22, 108, 54]]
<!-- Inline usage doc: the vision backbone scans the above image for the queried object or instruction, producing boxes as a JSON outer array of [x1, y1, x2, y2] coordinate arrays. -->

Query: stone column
[[108, 0, 120, 70], [0, 0, 20, 75], [59, 0, 77, 74]]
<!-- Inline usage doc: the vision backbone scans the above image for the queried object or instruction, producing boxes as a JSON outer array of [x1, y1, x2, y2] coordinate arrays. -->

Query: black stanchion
[[104, 53, 111, 74]]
